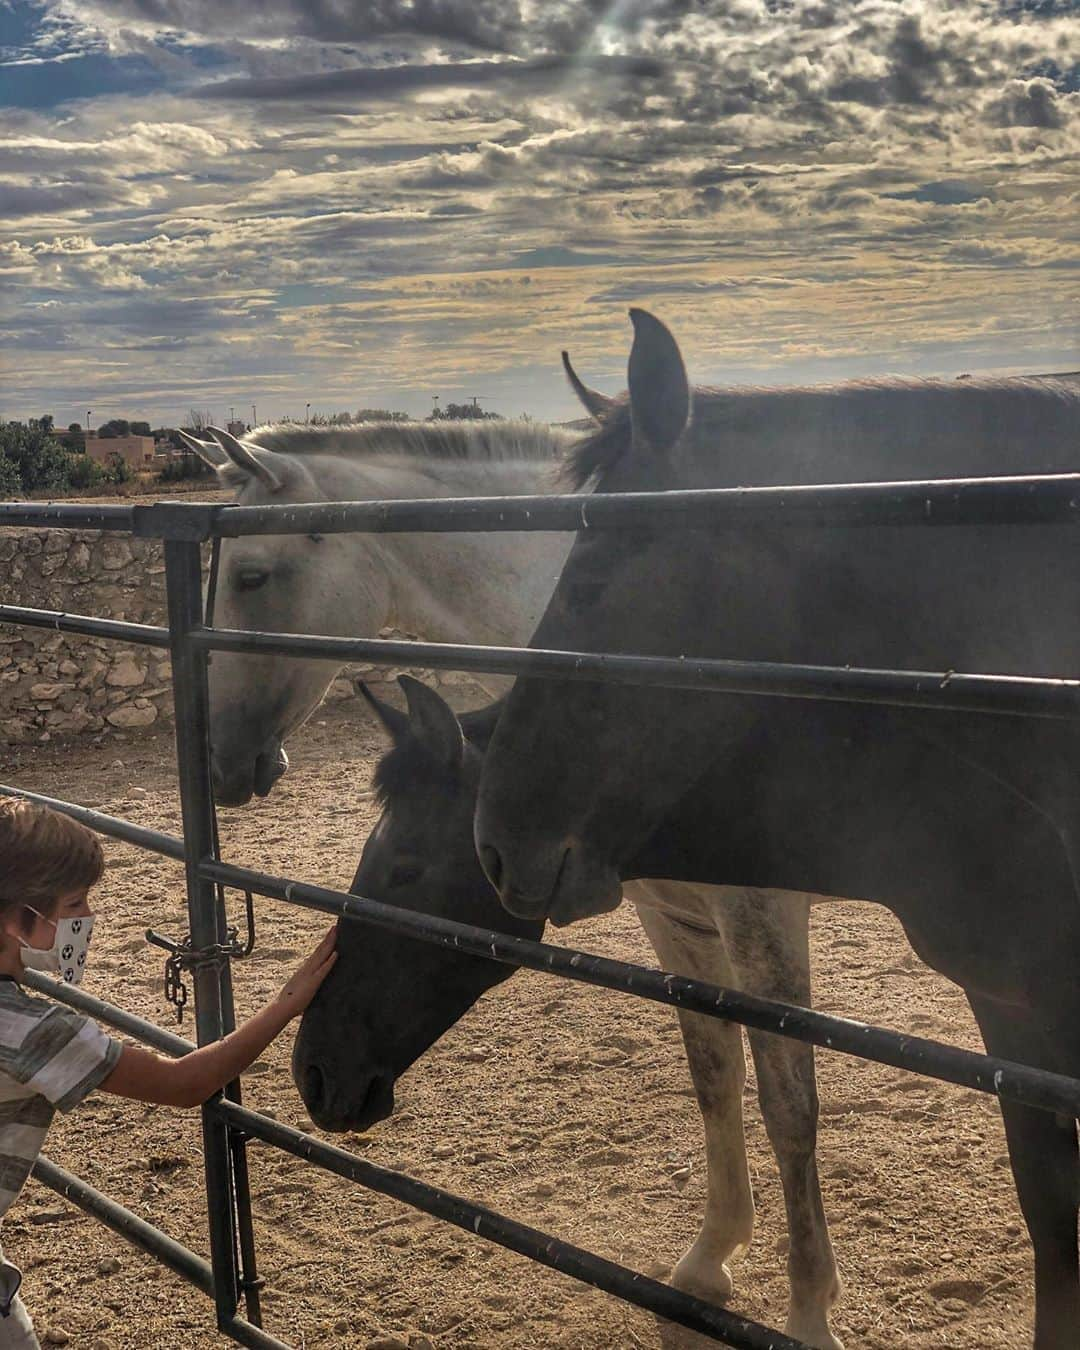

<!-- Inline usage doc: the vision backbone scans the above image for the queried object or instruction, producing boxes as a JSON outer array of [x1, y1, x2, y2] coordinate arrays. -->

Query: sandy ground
[[0, 699, 1036, 1350]]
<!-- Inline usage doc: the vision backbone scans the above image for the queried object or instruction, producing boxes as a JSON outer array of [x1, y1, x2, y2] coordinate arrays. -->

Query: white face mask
[[19, 910, 95, 985]]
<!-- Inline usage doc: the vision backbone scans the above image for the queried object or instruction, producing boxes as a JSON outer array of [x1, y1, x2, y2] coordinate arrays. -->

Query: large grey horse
[[474, 309, 1080, 1349]]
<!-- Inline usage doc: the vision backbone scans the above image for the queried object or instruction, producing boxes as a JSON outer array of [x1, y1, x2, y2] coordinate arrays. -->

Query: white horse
[[184, 415, 841, 1348]]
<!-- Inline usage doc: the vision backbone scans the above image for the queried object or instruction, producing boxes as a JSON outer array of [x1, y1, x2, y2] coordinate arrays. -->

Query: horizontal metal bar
[[31, 1156, 213, 1294], [202, 860, 1080, 1119], [0, 784, 186, 862], [194, 627, 1080, 720], [32, 1155, 290, 1349], [10, 475, 1080, 541], [211, 473, 1080, 538], [20, 968, 193, 1058], [216, 1100, 804, 1350], [18, 970, 791, 1347], [218, 1316, 293, 1350], [0, 503, 136, 531], [9, 786, 1078, 1116], [0, 605, 171, 649]]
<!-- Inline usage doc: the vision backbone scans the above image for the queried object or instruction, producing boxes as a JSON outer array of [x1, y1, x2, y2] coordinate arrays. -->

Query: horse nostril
[[479, 843, 504, 890], [303, 1064, 325, 1112]]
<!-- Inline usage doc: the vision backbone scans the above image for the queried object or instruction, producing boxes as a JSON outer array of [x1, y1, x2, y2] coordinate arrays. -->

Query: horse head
[[292, 677, 543, 1132], [475, 309, 719, 926], [187, 427, 391, 806]]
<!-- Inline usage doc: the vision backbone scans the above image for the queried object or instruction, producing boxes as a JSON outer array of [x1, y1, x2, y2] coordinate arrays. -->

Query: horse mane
[[563, 375, 1080, 490], [243, 419, 569, 472], [372, 698, 503, 811]]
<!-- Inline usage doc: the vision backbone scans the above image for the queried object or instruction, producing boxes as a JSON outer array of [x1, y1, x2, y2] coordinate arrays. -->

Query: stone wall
[[0, 525, 474, 745], [0, 527, 175, 743]]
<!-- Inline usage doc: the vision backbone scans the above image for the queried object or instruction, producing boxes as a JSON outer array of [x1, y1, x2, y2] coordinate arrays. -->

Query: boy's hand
[[274, 927, 339, 1018]]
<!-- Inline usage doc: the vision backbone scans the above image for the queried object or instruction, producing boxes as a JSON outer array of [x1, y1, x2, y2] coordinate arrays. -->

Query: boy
[[0, 796, 337, 1348]]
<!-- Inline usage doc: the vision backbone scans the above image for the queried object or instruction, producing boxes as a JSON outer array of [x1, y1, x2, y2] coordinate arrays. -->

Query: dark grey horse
[[474, 310, 1080, 1349], [297, 674, 1080, 1349]]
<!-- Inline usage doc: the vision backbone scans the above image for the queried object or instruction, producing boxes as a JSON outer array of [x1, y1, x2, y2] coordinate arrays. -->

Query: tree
[[429, 402, 500, 421], [130, 420, 151, 436], [37, 414, 54, 433], [67, 455, 104, 490], [68, 422, 84, 436], [0, 422, 75, 493], [0, 447, 20, 496], [103, 452, 132, 485], [355, 408, 411, 423], [97, 418, 131, 438]]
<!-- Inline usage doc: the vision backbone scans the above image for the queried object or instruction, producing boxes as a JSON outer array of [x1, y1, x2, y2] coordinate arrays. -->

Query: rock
[[533, 1181, 557, 1198], [43, 1329, 70, 1346], [106, 654, 146, 688], [29, 683, 69, 700], [96, 1256, 121, 1276], [408, 1337, 436, 1350], [29, 1206, 72, 1224], [365, 1337, 410, 1350], [44, 532, 69, 555], [106, 703, 158, 728], [101, 539, 133, 570]]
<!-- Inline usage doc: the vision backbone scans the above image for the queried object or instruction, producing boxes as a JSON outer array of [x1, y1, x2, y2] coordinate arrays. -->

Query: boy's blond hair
[[0, 797, 104, 914]]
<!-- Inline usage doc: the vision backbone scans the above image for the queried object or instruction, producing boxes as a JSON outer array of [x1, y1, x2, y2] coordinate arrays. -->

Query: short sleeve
[[5, 1004, 122, 1114]]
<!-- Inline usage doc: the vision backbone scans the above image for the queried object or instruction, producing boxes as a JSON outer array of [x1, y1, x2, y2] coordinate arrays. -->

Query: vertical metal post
[[163, 532, 242, 1329]]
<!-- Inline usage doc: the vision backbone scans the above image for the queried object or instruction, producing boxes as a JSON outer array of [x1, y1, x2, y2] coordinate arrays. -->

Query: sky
[[1, 0, 1078, 428]]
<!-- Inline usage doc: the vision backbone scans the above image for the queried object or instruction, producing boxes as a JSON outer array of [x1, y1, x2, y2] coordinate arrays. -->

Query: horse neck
[[315, 450, 571, 648]]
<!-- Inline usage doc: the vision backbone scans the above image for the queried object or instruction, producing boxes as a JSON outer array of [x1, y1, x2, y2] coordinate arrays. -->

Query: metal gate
[[2, 476, 1080, 1349]]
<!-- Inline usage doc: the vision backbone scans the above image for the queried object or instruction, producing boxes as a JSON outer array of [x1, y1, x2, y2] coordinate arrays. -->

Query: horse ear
[[176, 428, 228, 469], [626, 308, 690, 457], [562, 351, 616, 422], [208, 426, 286, 494], [399, 676, 464, 771], [355, 680, 410, 743]]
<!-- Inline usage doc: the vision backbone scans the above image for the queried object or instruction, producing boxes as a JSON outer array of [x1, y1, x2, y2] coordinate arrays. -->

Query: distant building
[[227, 420, 248, 438], [85, 434, 156, 468]]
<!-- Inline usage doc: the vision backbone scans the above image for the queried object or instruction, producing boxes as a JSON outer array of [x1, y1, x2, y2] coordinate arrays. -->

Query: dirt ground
[[0, 697, 1037, 1350]]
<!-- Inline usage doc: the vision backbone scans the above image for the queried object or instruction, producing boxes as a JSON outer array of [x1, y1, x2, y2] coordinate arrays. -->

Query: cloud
[[1, 0, 1078, 423], [987, 76, 1069, 127], [883, 179, 992, 205], [194, 53, 665, 103]]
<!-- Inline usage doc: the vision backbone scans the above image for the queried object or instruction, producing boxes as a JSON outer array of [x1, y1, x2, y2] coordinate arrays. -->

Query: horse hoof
[[670, 1253, 735, 1305], [786, 1315, 843, 1350]]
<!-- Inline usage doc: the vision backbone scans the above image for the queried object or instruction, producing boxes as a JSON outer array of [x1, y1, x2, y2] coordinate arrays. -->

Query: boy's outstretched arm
[[99, 927, 338, 1109]]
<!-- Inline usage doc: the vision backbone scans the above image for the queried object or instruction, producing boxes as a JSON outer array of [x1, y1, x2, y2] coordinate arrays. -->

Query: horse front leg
[[968, 993, 1080, 1350], [630, 885, 754, 1307], [721, 889, 843, 1350]]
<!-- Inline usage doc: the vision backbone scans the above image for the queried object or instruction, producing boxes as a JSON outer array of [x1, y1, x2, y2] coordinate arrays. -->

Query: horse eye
[[235, 568, 269, 592], [389, 862, 423, 888]]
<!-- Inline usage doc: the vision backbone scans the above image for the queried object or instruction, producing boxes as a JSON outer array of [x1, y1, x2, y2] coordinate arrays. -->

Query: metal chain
[[147, 892, 256, 1023]]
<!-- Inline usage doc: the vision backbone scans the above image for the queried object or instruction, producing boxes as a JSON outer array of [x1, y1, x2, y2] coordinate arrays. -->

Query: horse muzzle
[[478, 835, 622, 927], [211, 742, 289, 806]]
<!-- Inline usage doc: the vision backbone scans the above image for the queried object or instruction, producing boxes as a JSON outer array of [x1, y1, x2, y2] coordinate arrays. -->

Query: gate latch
[[146, 890, 256, 1024]]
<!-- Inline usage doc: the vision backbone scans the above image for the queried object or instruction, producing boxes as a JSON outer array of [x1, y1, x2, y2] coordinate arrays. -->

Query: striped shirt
[[0, 977, 121, 1221]]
